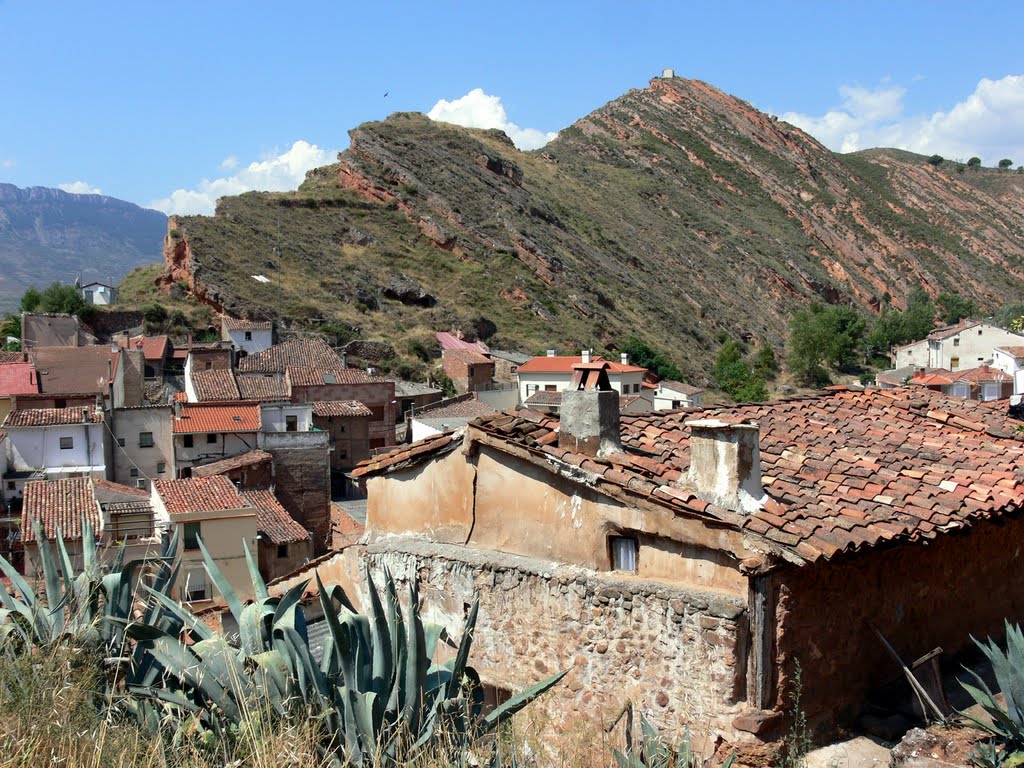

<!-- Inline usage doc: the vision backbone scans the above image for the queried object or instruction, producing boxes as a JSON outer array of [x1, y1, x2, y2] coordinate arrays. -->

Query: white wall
[[260, 403, 313, 433], [5, 424, 107, 475], [112, 406, 173, 490], [517, 370, 647, 405], [928, 325, 1024, 371], [652, 388, 702, 410], [894, 340, 929, 369], [173, 431, 259, 474], [226, 328, 273, 356]]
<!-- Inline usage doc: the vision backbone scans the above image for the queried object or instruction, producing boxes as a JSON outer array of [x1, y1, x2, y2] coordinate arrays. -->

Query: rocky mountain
[[157, 76, 1024, 381], [0, 184, 167, 312]]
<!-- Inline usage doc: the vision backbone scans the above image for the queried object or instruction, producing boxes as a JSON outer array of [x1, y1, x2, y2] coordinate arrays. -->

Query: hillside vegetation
[[150, 77, 1024, 383]]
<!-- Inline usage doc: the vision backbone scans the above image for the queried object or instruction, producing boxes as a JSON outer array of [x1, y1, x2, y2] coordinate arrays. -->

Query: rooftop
[[22, 477, 99, 543], [238, 337, 345, 374], [927, 319, 985, 341], [312, 400, 373, 418], [435, 331, 489, 355], [658, 379, 704, 396], [237, 373, 291, 402], [117, 334, 169, 362], [223, 316, 272, 331], [31, 345, 118, 395], [191, 369, 240, 401], [356, 388, 1024, 567], [2, 406, 104, 428], [414, 394, 497, 420], [0, 362, 39, 397], [155, 476, 249, 515], [286, 366, 383, 387], [995, 346, 1024, 358], [442, 347, 493, 365], [193, 449, 273, 477], [241, 489, 309, 544], [516, 354, 647, 375], [172, 402, 261, 434]]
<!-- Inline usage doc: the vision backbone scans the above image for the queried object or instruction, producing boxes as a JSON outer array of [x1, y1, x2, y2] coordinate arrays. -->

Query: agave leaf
[[445, 595, 479, 701], [197, 536, 244, 622], [481, 669, 569, 732], [239, 601, 267, 656], [243, 539, 269, 603], [272, 580, 309, 636], [351, 689, 379, 755], [34, 519, 63, 632], [140, 584, 214, 641], [363, 563, 393, 694]]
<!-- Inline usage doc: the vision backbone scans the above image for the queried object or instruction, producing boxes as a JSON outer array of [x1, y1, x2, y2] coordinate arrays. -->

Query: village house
[[441, 348, 496, 393], [110, 404, 173, 491], [652, 380, 705, 410], [115, 333, 171, 381], [1, 405, 109, 510], [171, 402, 261, 478], [21, 312, 96, 349], [408, 393, 497, 443], [909, 364, 1014, 401], [894, 320, 1024, 371], [992, 345, 1024, 396], [489, 350, 531, 384], [311, 400, 372, 497], [349, 365, 1024, 747], [516, 350, 649, 404], [221, 317, 273, 358], [241, 488, 313, 581], [79, 281, 117, 306], [192, 449, 273, 490], [0, 361, 39, 425], [386, 378, 444, 421]]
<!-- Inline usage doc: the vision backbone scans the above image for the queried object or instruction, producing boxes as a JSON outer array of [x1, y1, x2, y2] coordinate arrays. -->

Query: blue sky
[[2, 0, 1022, 214]]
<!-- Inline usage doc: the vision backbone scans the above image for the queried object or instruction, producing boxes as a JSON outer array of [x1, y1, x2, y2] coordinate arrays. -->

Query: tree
[[712, 339, 769, 402], [968, 156, 982, 168], [999, 158, 1013, 169], [620, 336, 682, 381], [752, 341, 778, 379], [903, 286, 937, 339], [927, 155, 944, 167], [788, 303, 867, 384], [865, 286, 936, 357], [19, 287, 41, 313], [18, 282, 92, 319], [937, 292, 977, 325]]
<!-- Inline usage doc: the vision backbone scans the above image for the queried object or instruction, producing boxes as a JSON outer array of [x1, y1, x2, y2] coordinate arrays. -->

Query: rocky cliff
[[0, 184, 167, 311], [159, 76, 1024, 380]]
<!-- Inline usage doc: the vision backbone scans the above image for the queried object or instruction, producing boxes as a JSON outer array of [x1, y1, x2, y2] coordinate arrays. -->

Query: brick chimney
[[559, 362, 621, 457], [684, 418, 765, 514]]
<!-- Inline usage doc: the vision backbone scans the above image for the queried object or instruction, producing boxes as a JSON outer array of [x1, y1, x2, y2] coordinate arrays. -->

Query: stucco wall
[[172, 510, 258, 603], [5, 424, 107, 475], [174, 431, 259, 474], [112, 406, 173, 490]]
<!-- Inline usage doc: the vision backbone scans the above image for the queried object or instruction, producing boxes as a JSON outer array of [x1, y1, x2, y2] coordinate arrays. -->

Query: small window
[[157, 462, 166, 473], [285, 415, 298, 432], [979, 329, 984, 335], [206, 433, 217, 444], [59, 436, 73, 450], [277, 544, 288, 559], [129, 468, 139, 478], [179, 467, 193, 478], [183, 435, 194, 448], [610, 536, 638, 572], [953, 338, 960, 347], [244, 331, 252, 341], [544, 384, 557, 392], [54, 399, 66, 409], [204, 361, 212, 370], [186, 583, 209, 602], [116, 438, 125, 447], [951, 356, 960, 369], [183, 522, 202, 551], [139, 432, 154, 448], [135, 479, 146, 489], [6, 481, 14, 491]]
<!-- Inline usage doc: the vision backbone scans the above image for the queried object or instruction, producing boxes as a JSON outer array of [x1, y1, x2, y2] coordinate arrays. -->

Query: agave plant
[[613, 716, 735, 768], [125, 537, 566, 766], [961, 621, 1024, 766]]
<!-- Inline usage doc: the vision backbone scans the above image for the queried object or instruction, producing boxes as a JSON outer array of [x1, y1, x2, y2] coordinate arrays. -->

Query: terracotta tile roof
[[241, 489, 309, 544], [996, 346, 1024, 358], [0, 362, 39, 397], [92, 478, 150, 501], [237, 338, 345, 374], [927, 319, 983, 341], [193, 449, 273, 477], [32, 346, 118, 395], [516, 355, 647, 374], [155, 476, 249, 515], [191, 369, 240, 401], [363, 388, 1024, 567], [443, 347, 493, 365], [118, 335, 169, 361], [312, 400, 373, 417], [22, 477, 99, 543], [524, 390, 564, 406], [435, 332, 489, 354], [286, 366, 382, 386], [351, 430, 464, 478], [414, 395, 496, 420], [237, 374, 290, 402], [658, 380, 704, 396], [0, 351, 25, 364], [172, 402, 260, 434], [910, 369, 955, 386], [223, 317, 272, 331], [2, 406, 104, 427], [174, 391, 188, 402], [952, 365, 1013, 383]]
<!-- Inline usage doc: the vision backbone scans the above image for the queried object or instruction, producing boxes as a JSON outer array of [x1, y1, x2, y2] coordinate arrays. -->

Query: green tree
[[927, 155, 944, 167], [968, 156, 982, 168], [752, 341, 778, 379], [20, 282, 92, 318], [712, 339, 768, 402], [620, 336, 682, 380], [865, 305, 907, 355], [788, 304, 867, 384], [937, 292, 977, 325], [19, 287, 41, 313], [903, 286, 937, 339], [999, 158, 1013, 169]]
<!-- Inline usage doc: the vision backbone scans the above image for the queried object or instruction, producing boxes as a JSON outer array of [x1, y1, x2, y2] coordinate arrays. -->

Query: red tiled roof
[[3, 406, 104, 427], [910, 369, 955, 386], [223, 317, 272, 331], [193, 449, 273, 477], [237, 374, 290, 402], [359, 388, 1024, 567], [516, 355, 647, 374], [658, 380, 704, 396], [415, 395, 496, 420], [953, 365, 1013, 383], [174, 391, 188, 402], [241, 489, 309, 544], [524, 390, 563, 406], [312, 400, 373, 417], [0, 362, 39, 397], [22, 477, 99, 543], [443, 347, 492, 365], [191, 369, 240, 401], [435, 332, 489, 354], [172, 403, 260, 434], [92, 478, 150, 500], [238, 338, 345, 374], [996, 346, 1024, 358], [286, 366, 382, 386], [118, 335, 169, 362], [927, 319, 982, 341], [155, 476, 249, 515], [32, 346, 118, 395]]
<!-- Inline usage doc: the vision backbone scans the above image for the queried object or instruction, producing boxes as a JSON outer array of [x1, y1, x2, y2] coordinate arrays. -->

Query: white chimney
[[546, 349, 556, 357], [621, 353, 629, 366], [581, 348, 592, 364], [684, 418, 765, 514]]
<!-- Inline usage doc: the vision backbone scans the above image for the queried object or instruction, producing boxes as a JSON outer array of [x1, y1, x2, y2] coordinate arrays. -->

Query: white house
[[172, 402, 261, 478], [111, 405, 174, 491], [1, 406, 109, 507], [896, 321, 1024, 372], [993, 345, 1024, 396], [221, 317, 273, 357], [260, 402, 314, 433], [516, 350, 648, 405], [651, 380, 704, 410], [80, 281, 117, 306]]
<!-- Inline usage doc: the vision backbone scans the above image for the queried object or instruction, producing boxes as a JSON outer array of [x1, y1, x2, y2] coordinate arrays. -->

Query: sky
[[1, 1, 1023, 216]]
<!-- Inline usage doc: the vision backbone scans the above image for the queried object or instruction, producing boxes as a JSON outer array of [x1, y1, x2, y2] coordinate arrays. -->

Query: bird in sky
[[383, 91, 389, 98]]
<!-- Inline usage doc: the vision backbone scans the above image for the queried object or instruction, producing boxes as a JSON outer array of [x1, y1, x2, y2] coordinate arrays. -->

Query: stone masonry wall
[[363, 538, 748, 743], [269, 444, 331, 554]]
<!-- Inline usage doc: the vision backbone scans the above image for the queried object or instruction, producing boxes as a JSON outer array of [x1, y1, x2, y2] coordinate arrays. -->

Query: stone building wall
[[362, 538, 748, 742], [268, 443, 331, 553], [775, 515, 1024, 733]]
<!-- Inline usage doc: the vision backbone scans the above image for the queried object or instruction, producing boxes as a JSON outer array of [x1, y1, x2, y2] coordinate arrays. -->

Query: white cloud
[[780, 75, 1024, 165], [149, 140, 336, 215], [58, 180, 103, 195], [1, 159, 14, 169], [428, 88, 558, 150], [220, 155, 239, 170]]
